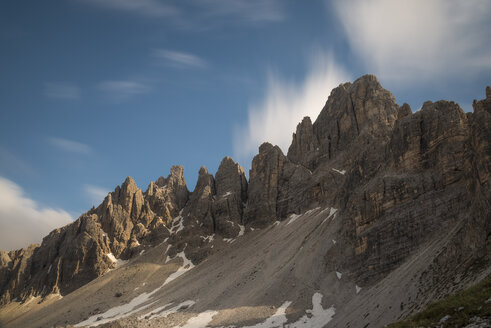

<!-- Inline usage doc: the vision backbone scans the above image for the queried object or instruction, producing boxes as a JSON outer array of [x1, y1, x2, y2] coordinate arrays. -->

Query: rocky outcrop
[[213, 156, 248, 236], [281, 75, 490, 292], [288, 74, 400, 170], [184, 166, 216, 233], [183, 157, 249, 237], [244, 143, 316, 226], [145, 165, 189, 224], [0, 166, 191, 305], [244, 143, 287, 226], [328, 90, 490, 287]]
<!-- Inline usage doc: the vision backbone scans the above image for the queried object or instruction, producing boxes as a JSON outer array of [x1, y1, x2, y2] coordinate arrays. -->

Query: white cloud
[[0, 177, 72, 251], [97, 80, 151, 102], [333, 0, 491, 83], [49, 137, 92, 154], [81, 0, 177, 17], [44, 82, 80, 99], [153, 49, 207, 69], [84, 184, 109, 205], [233, 52, 350, 162], [81, 0, 284, 26]]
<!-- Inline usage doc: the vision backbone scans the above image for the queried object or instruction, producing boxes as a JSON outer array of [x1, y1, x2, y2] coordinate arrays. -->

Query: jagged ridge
[[0, 76, 489, 326]]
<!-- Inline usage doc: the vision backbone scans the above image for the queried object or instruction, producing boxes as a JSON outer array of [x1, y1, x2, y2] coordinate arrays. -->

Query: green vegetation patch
[[388, 277, 491, 328]]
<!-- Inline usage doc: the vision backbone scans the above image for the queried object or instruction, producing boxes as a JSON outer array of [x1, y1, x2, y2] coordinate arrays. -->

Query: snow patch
[[305, 207, 321, 216], [439, 315, 451, 323], [336, 272, 342, 279], [139, 250, 145, 255], [106, 253, 128, 268], [76, 248, 196, 327], [227, 292, 335, 328], [241, 301, 291, 328], [332, 239, 336, 245], [163, 251, 195, 286], [238, 225, 245, 236], [176, 310, 218, 328], [106, 253, 117, 263], [332, 168, 346, 175], [139, 300, 195, 320], [172, 214, 185, 234], [201, 234, 215, 243], [286, 293, 335, 328], [74, 292, 157, 327], [286, 213, 301, 225], [106, 253, 127, 268], [322, 208, 338, 224], [223, 238, 236, 243], [355, 285, 361, 294]]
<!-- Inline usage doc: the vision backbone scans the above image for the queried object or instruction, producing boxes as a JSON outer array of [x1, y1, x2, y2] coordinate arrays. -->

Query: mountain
[[0, 75, 489, 328]]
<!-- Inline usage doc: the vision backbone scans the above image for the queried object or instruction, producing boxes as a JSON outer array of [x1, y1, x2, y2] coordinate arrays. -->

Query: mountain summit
[[0, 75, 489, 328]]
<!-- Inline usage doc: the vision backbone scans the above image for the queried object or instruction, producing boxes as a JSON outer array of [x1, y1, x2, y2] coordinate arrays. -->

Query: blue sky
[[1, 0, 490, 250]]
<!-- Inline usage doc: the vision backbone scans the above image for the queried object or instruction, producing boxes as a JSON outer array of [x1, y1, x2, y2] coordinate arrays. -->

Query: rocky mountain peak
[[288, 73, 399, 170], [215, 156, 247, 200]]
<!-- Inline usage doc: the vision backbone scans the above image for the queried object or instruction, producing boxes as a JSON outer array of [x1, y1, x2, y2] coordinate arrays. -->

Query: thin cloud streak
[[81, 0, 285, 26], [234, 52, 350, 163], [332, 0, 491, 83], [44, 82, 80, 100], [197, 0, 285, 23], [0, 146, 36, 176], [0, 177, 72, 250], [84, 184, 109, 205], [80, 0, 177, 17], [97, 80, 151, 102], [49, 137, 92, 154], [153, 49, 207, 69]]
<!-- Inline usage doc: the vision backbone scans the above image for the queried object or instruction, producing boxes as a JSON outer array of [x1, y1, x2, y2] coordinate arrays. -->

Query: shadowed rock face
[[288, 74, 399, 170], [0, 75, 489, 319], [213, 156, 248, 233]]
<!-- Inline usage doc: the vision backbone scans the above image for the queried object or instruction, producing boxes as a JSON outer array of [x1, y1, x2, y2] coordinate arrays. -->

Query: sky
[[1, 0, 490, 250]]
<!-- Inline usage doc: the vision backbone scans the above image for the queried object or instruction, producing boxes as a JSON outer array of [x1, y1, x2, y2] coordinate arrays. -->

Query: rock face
[[0, 75, 489, 326], [0, 166, 190, 304], [213, 156, 248, 235], [288, 74, 399, 170], [0, 158, 250, 305], [184, 166, 216, 233]]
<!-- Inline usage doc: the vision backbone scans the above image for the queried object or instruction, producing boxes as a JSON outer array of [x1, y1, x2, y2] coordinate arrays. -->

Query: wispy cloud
[[81, 0, 285, 26], [0, 177, 72, 250], [332, 0, 491, 83], [48, 137, 92, 154], [84, 184, 109, 205], [80, 0, 177, 17], [97, 80, 151, 102], [196, 0, 285, 23], [234, 52, 350, 162], [153, 49, 207, 69], [0, 146, 35, 176], [44, 82, 80, 100]]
